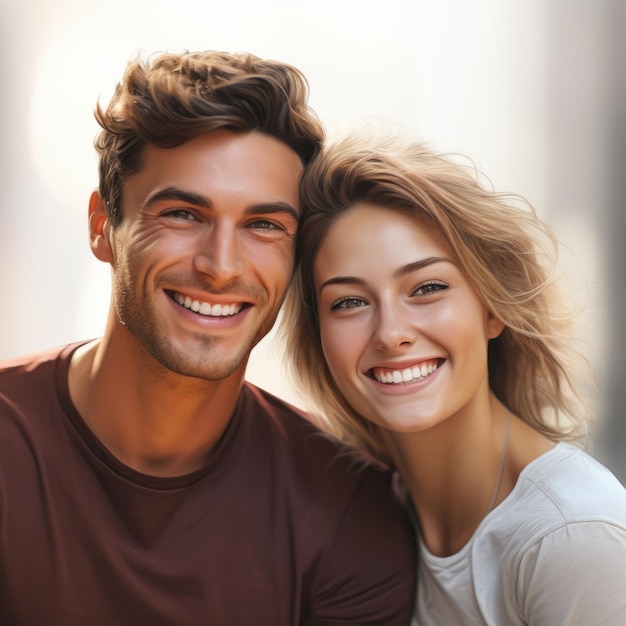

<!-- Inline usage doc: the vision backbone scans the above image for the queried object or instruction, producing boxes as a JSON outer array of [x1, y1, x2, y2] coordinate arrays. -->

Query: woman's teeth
[[371, 361, 438, 384]]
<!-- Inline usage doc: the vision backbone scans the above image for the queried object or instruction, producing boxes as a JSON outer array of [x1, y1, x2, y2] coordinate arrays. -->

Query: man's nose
[[192, 223, 245, 284]]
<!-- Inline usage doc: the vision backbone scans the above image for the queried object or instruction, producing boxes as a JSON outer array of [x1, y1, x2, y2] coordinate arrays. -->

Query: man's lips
[[368, 359, 442, 384], [167, 290, 247, 317]]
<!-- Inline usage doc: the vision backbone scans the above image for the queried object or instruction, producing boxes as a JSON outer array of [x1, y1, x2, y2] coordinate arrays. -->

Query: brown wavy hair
[[94, 50, 324, 226], [280, 130, 595, 462]]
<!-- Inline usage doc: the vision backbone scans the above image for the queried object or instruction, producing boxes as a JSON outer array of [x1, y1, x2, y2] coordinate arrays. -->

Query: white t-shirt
[[413, 443, 626, 625]]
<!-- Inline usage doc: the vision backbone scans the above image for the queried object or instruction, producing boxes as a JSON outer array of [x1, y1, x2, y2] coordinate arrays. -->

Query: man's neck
[[68, 335, 246, 477]]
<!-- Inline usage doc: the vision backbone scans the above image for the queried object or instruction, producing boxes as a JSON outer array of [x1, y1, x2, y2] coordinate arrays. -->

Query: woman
[[281, 131, 626, 624]]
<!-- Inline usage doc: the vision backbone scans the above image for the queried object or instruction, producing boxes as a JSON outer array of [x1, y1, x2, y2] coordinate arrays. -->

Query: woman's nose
[[372, 305, 417, 351]]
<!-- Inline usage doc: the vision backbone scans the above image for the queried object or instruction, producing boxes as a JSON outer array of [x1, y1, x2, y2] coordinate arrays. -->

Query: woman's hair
[[94, 49, 324, 227], [280, 130, 595, 462]]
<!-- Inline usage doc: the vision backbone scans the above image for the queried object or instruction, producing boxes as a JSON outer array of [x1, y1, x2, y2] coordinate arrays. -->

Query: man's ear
[[486, 311, 505, 340], [88, 190, 113, 263]]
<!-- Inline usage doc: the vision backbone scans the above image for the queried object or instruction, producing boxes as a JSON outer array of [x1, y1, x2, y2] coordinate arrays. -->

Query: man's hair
[[280, 130, 595, 462], [94, 50, 324, 226]]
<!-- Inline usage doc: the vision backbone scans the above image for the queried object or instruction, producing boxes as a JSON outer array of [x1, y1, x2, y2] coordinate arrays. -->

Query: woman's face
[[314, 203, 503, 433]]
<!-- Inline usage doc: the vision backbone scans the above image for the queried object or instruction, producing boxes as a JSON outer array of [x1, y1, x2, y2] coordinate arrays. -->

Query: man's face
[[102, 130, 303, 381]]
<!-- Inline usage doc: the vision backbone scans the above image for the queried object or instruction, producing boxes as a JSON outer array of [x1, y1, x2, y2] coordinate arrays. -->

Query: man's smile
[[168, 290, 247, 317]]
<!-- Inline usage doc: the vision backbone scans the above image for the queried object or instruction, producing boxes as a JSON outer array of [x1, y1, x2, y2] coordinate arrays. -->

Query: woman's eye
[[331, 297, 367, 311], [414, 281, 448, 296]]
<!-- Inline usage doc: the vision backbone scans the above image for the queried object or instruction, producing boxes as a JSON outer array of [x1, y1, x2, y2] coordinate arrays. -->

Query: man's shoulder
[[0, 343, 76, 392], [241, 382, 359, 459], [237, 383, 415, 578], [0, 343, 77, 370], [239, 381, 393, 494], [0, 344, 79, 479]]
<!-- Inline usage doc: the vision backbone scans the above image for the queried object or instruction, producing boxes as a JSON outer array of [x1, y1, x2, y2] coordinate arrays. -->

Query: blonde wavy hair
[[280, 131, 595, 463], [94, 49, 324, 227]]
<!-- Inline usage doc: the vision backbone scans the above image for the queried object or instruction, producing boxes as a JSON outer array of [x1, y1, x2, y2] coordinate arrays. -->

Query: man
[[0, 50, 416, 624]]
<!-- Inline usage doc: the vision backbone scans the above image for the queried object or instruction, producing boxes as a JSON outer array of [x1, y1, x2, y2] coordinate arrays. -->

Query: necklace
[[485, 410, 510, 515]]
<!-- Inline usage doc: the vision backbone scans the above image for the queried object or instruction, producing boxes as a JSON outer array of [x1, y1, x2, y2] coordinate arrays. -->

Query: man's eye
[[164, 209, 197, 221], [413, 281, 448, 296], [248, 219, 280, 230], [331, 297, 367, 311]]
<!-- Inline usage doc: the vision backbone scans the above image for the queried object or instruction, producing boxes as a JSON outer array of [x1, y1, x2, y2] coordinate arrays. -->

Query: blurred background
[[1, 0, 624, 482]]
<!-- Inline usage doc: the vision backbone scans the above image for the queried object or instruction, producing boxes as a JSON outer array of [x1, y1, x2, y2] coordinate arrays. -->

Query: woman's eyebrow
[[319, 275, 367, 291], [393, 256, 455, 280], [319, 257, 455, 292]]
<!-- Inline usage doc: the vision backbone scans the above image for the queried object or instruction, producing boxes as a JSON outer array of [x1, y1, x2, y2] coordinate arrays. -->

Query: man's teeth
[[372, 362, 438, 384], [174, 293, 242, 317]]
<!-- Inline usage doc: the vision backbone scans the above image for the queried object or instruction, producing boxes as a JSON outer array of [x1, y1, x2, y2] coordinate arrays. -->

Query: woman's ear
[[88, 191, 113, 263], [486, 312, 505, 339]]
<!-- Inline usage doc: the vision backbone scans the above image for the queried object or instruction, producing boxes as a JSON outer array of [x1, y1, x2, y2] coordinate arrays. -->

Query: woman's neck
[[385, 398, 534, 557]]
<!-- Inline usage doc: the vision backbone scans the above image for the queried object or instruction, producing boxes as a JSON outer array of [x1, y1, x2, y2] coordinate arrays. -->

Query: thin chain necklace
[[485, 410, 511, 515]]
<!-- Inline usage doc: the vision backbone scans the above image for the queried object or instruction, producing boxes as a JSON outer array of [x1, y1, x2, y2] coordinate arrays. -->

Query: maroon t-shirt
[[0, 344, 416, 625]]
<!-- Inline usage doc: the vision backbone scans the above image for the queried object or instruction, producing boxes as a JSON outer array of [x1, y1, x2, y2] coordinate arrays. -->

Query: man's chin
[[150, 343, 250, 383]]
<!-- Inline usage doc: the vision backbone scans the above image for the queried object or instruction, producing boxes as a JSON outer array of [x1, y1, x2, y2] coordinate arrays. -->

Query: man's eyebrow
[[143, 188, 298, 222], [244, 202, 299, 223], [319, 257, 455, 291], [144, 188, 211, 209]]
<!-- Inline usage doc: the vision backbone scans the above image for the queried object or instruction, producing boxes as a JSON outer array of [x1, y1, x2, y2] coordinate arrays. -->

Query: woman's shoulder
[[472, 443, 626, 565], [417, 444, 626, 623], [513, 442, 626, 524], [509, 448, 626, 624]]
